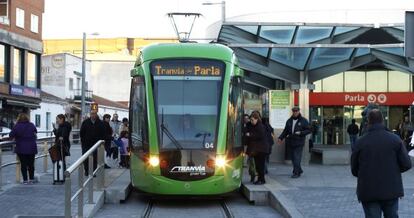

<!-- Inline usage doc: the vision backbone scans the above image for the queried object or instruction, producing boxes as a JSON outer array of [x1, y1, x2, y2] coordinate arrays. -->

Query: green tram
[[129, 43, 244, 195]]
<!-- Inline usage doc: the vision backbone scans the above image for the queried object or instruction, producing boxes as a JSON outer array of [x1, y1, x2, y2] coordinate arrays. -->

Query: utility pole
[[81, 32, 86, 121]]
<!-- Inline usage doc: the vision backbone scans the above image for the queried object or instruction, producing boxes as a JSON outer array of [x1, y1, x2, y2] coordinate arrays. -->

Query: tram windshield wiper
[[160, 109, 183, 150], [195, 132, 211, 148], [161, 124, 184, 150]]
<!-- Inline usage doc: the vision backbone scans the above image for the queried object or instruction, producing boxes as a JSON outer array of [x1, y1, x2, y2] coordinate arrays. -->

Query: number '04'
[[204, 143, 214, 149]]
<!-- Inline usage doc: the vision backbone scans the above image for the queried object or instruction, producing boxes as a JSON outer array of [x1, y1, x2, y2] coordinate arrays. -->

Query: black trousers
[[254, 152, 267, 182], [17, 154, 35, 181], [290, 145, 304, 175], [81, 145, 97, 176], [104, 140, 112, 157]]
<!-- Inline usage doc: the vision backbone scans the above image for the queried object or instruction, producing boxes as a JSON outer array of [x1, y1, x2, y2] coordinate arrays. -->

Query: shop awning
[[6, 99, 40, 109]]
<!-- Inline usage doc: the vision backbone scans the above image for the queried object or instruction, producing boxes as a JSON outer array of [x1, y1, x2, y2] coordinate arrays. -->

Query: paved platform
[[264, 163, 414, 218], [0, 145, 128, 218]]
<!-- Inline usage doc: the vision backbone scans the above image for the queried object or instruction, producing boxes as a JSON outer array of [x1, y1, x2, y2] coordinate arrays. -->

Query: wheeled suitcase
[[53, 160, 65, 184], [53, 140, 66, 184]]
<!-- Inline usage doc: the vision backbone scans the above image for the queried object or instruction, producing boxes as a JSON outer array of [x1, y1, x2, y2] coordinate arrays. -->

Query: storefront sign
[[91, 103, 99, 111], [307, 92, 414, 106], [269, 90, 291, 129], [10, 85, 40, 98]]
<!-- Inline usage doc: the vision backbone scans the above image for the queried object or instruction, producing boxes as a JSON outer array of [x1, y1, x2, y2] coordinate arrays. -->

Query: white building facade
[[30, 91, 67, 137]]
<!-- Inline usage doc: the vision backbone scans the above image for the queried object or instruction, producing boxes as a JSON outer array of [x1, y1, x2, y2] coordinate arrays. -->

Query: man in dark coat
[[347, 119, 359, 152], [351, 109, 411, 218], [278, 106, 311, 178], [80, 110, 105, 175]]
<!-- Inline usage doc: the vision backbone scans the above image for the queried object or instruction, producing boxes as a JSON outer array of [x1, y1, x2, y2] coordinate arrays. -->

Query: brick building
[[0, 0, 44, 127]]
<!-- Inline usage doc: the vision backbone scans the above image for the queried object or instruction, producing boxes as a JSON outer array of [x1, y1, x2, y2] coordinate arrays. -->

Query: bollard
[[43, 141, 48, 173]]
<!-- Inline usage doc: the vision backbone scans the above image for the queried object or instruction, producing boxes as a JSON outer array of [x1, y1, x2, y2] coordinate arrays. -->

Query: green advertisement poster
[[270, 90, 290, 109]]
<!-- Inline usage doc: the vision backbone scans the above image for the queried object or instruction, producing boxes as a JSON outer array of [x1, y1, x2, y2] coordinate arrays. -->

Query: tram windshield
[[151, 59, 224, 150]]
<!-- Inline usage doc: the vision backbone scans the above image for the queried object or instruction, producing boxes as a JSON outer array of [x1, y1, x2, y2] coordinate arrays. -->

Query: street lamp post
[[202, 1, 226, 23], [81, 32, 86, 121], [80, 32, 99, 121]]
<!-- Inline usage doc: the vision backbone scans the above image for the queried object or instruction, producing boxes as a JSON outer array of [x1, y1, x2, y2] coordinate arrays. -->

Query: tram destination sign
[[151, 59, 224, 77]]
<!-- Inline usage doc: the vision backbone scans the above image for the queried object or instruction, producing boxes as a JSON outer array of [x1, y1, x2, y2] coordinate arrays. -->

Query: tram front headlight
[[215, 156, 227, 168], [149, 156, 160, 167]]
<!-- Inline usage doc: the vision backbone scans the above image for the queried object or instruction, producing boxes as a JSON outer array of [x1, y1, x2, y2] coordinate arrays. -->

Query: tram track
[[141, 200, 154, 218], [141, 199, 234, 218], [220, 200, 235, 218]]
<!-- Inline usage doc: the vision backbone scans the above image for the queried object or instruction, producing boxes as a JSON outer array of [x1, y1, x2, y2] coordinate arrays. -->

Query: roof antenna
[[167, 12, 202, 42]]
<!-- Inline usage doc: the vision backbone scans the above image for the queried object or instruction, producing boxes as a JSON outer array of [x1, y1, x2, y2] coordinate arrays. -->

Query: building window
[[0, 44, 5, 82], [344, 71, 365, 92], [27, 52, 37, 88], [313, 80, 322, 92], [35, 114, 41, 127], [69, 78, 73, 90], [366, 70, 387, 92], [16, 8, 24, 28], [13, 48, 22, 85], [30, 14, 38, 33], [322, 72, 344, 92], [388, 71, 410, 92], [76, 77, 80, 89], [0, 0, 7, 16], [0, 0, 9, 25]]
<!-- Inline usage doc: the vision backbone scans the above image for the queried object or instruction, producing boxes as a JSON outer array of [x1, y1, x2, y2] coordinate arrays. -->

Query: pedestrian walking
[[277, 106, 311, 178], [118, 130, 130, 168], [351, 109, 412, 218], [118, 117, 129, 135], [110, 113, 121, 139], [53, 114, 72, 169], [262, 117, 274, 174], [347, 119, 359, 152], [243, 113, 255, 182], [80, 110, 105, 176], [9, 113, 37, 184], [102, 114, 112, 169], [246, 111, 269, 185]]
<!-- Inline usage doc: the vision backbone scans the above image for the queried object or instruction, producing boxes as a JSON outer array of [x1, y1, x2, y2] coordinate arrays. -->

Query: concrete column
[[299, 71, 310, 164]]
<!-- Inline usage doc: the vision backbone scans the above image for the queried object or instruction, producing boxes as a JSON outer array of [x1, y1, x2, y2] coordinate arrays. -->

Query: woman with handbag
[[9, 113, 38, 185], [246, 111, 269, 185], [53, 114, 72, 165]]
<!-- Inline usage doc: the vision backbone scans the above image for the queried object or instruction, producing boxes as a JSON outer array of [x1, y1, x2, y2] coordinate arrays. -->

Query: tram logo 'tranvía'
[[170, 166, 206, 176]]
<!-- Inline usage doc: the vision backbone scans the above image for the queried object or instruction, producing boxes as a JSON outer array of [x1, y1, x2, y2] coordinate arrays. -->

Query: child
[[118, 131, 130, 168]]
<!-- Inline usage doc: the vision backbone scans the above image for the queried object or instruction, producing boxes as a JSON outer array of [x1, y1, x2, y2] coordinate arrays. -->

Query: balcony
[[70, 89, 93, 102]]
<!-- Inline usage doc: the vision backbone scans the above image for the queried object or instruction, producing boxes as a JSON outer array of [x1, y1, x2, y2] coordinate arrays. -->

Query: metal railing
[[64, 140, 105, 218], [0, 136, 55, 189]]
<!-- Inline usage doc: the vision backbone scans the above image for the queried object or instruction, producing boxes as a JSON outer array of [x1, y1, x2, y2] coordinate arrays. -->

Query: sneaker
[[253, 181, 265, 185], [22, 181, 28, 185], [250, 175, 256, 183], [291, 174, 300, 178], [28, 180, 34, 184]]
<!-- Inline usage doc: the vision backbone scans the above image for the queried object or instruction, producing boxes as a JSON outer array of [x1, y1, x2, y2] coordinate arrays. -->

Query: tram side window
[[130, 77, 149, 152], [227, 77, 243, 154], [233, 77, 243, 149]]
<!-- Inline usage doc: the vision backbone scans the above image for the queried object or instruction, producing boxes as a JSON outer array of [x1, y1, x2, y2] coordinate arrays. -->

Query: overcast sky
[[43, 0, 414, 39]]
